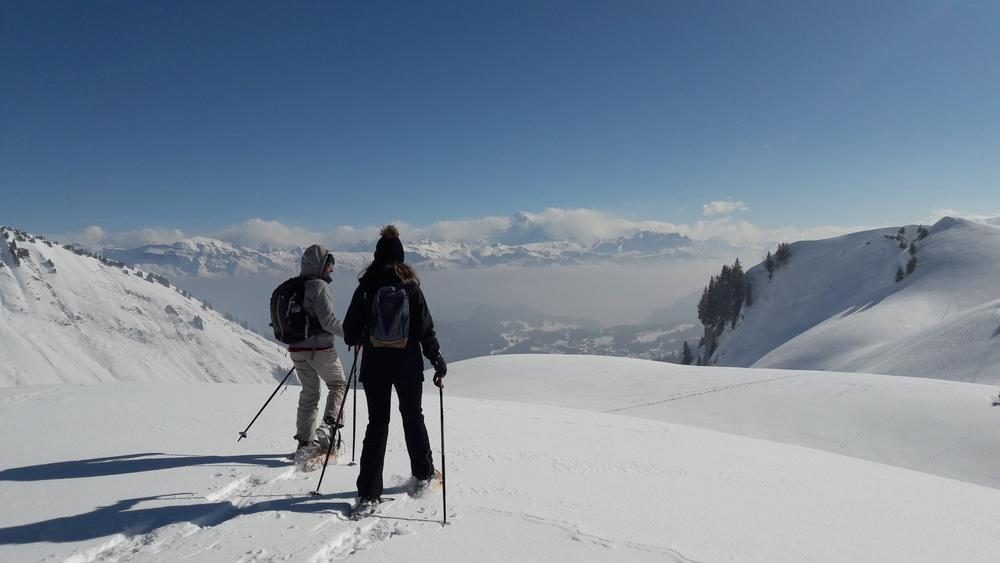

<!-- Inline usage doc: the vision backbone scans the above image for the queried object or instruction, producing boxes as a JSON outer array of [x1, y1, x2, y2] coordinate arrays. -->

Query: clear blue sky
[[2, 0, 999, 235]]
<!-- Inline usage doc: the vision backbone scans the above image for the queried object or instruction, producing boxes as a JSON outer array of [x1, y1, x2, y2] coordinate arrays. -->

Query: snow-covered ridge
[[704, 217, 1000, 382], [0, 226, 287, 386]]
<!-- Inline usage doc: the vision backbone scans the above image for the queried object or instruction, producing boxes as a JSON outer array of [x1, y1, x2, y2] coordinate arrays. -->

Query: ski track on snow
[[0, 387, 64, 405], [309, 476, 445, 561], [602, 373, 805, 413], [58, 467, 443, 563], [473, 506, 698, 562], [59, 467, 298, 562]]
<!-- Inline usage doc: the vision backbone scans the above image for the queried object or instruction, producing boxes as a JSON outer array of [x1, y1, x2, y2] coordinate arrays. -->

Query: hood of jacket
[[300, 244, 332, 279]]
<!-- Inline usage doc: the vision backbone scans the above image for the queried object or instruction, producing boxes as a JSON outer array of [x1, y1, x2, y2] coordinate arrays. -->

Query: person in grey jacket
[[287, 244, 348, 452]]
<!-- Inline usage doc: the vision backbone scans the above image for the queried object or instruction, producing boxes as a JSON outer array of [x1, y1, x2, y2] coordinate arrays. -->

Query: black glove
[[431, 354, 447, 388], [432, 354, 447, 377], [323, 415, 343, 429]]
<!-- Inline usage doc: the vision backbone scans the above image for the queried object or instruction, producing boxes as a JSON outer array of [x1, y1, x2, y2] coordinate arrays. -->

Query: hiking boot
[[322, 415, 344, 430], [315, 424, 338, 451], [286, 438, 317, 460]]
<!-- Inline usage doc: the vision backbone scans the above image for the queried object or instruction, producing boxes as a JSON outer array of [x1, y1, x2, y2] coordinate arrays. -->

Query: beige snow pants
[[290, 348, 347, 443]]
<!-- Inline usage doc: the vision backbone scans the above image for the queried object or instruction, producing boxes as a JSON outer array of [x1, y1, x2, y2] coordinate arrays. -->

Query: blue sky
[[2, 0, 999, 243]]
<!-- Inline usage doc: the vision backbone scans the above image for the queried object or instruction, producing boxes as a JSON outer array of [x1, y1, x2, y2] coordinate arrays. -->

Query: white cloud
[[927, 209, 1000, 226], [109, 227, 188, 247], [47, 225, 187, 249], [702, 200, 749, 216], [673, 216, 866, 246], [212, 219, 319, 249], [77, 225, 107, 246]]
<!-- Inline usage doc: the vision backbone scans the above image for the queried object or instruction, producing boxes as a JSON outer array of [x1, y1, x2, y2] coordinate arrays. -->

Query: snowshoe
[[349, 497, 390, 520], [410, 469, 443, 497], [293, 441, 329, 472]]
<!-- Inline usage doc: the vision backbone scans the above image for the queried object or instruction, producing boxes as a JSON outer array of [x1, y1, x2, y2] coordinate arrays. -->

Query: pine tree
[[895, 266, 904, 282], [775, 243, 791, 263], [917, 225, 930, 240], [908, 241, 917, 256], [765, 251, 775, 279], [681, 342, 693, 365], [906, 255, 917, 275]]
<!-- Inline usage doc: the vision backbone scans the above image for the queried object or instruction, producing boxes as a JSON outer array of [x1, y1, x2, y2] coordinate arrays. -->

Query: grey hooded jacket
[[287, 244, 344, 350]]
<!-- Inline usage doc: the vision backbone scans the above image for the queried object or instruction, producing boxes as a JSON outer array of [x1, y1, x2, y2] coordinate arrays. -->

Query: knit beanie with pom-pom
[[374, 225, 404, 264]]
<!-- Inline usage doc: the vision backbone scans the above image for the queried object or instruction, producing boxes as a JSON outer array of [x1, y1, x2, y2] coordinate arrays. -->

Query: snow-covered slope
[[446, 355, 1000, 490], [708, 217, 1000, 382], [3, 356, 1000, 562], [0, 227, 286, 386]]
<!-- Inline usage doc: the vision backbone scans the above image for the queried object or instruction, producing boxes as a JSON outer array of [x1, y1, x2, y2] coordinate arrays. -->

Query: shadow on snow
[[0, 453, 291, 482], [0, 485, 413, 545], [0, 493, 348, 545]]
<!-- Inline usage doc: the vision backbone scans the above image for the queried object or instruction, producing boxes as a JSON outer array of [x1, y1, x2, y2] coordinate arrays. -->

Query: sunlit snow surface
[[711, 218, 1000, 382], [2, 355, 1000, 562]]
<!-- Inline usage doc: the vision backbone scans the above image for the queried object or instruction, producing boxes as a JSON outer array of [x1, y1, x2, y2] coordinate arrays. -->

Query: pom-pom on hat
[[374, 225, 404, 264]]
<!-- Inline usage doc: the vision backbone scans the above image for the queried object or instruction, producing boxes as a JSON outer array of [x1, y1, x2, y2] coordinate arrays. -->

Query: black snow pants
[[356, 376, 435, 500]]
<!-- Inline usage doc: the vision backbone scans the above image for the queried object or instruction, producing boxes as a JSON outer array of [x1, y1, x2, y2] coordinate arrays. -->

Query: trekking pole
[[350, 349, 360, 466], [311, 347, 359, 496], [336, 347, 360, 453], [439, 380, 447, 526], [237, 366, 295, 442]]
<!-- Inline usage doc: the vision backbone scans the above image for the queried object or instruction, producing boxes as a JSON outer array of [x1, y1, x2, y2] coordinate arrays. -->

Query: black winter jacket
[[343, 266, 441, 383]]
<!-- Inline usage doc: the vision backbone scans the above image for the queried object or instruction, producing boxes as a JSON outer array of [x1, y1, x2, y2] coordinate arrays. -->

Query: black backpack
[[269, 277, 316, 344]]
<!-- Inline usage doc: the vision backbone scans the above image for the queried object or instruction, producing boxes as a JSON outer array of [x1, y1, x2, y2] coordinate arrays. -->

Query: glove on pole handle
[[238, 366, 295, 442], [312, 347, 359, 496]]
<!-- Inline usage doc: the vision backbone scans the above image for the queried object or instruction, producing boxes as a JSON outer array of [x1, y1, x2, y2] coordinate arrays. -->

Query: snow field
[[2, 366, 1000, 562]]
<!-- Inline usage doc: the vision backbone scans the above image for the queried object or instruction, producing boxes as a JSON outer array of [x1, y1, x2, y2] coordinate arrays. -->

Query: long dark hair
[[359, 261, 419, 286]]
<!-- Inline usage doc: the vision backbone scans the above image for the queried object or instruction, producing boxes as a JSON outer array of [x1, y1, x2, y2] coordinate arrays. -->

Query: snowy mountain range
[[100, 228, 747, 278], [0, 226, 287, 386], [101, 238, 308, 279], [701, 217, 1000, 383]]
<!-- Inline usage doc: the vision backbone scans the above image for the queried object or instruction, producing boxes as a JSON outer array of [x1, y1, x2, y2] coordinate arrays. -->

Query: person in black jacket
[[343, 225, 447, 513]]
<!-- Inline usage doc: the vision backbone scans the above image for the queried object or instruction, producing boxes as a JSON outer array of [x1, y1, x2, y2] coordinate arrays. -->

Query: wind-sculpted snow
[[1, 377, 999, 562], [708, 217, 1000, 382], [0, 227, 286, 386]]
